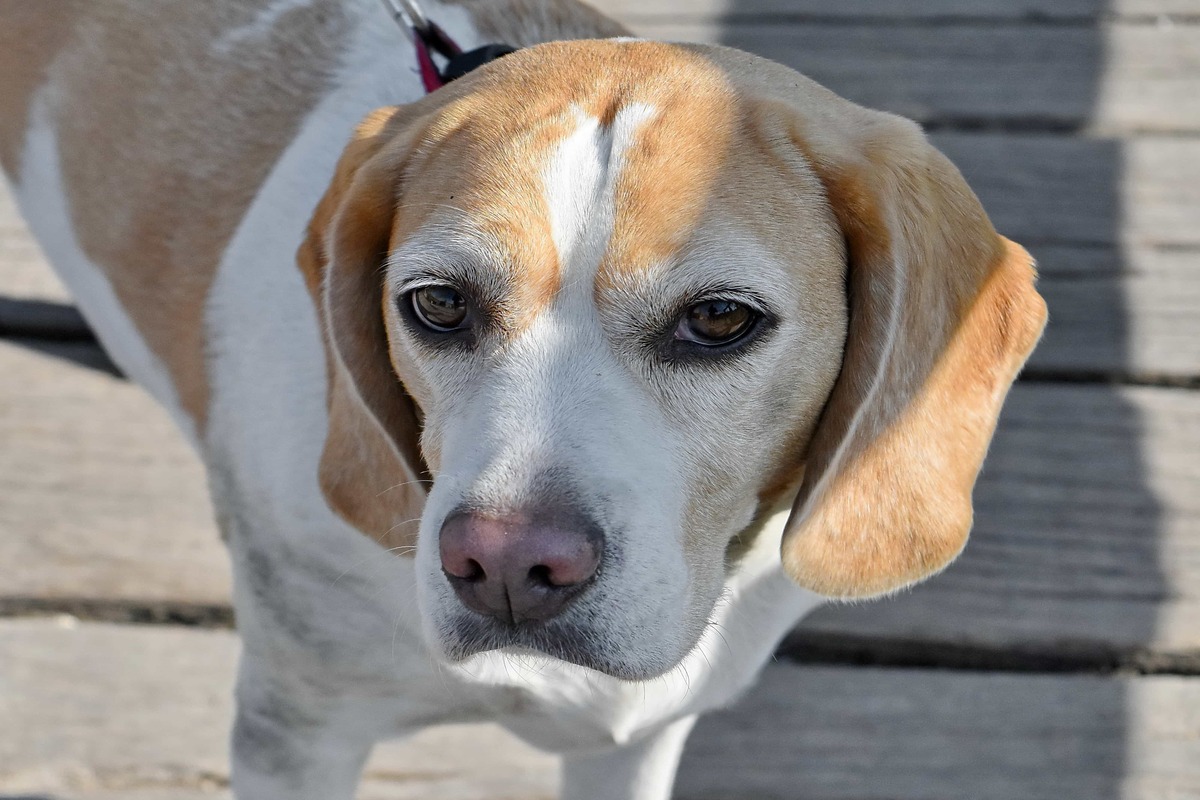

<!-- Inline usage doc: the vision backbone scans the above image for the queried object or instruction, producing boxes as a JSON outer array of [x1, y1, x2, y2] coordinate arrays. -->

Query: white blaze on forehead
[[542, 102, 657, 283]]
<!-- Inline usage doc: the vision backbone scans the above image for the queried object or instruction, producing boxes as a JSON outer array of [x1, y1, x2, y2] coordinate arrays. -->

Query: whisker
[[383, 516, 425, 536], [327, 542, 420, 588], [705, 619, 736, 662], [376, 477, 436, 497]]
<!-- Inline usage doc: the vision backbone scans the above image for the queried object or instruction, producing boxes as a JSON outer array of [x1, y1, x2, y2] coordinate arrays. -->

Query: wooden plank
[[679, 664, 1200, 800], [592, 0, 1200, 21], [800, 382, 1200, 658], [0, 179, 86, 340], [0, 178, 70, 303], [0, 619, 558, 800], [1031, 246, 1200, 379], [5, 619, 1198, 800], [934, 134, 1200, 250], [893, 131, 1200, 379], [0, 340, 230, 609], [625, 21, 1200, 134], [936, 133, 1200, 378]]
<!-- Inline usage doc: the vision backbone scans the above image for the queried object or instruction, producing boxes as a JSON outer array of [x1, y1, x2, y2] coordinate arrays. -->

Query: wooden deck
[[2, 1, 1198, 797]]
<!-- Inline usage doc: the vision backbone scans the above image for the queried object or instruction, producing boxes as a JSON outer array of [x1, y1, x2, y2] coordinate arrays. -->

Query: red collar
[[380, 0, 514, 95], [410, 18, 463, 94]]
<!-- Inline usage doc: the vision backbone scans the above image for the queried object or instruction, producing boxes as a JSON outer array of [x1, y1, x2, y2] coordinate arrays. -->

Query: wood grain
[[0, 340, 229, 608], [5, 619, 1198, 800], [1031, 246, 1200, 379], [0, 619, 558, 800], [0, 177, 69, 302], [592, 0, 1200, 21], [801, 381, 1200, 658], [680, 662, 1200, 800], [934, 133, 1200, 249], [624, 20, 1200, 134]]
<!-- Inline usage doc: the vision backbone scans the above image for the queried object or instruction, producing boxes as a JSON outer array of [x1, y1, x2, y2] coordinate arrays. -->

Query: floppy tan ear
[[297, 107, 428, 553], [779, 109, 1048, 599]]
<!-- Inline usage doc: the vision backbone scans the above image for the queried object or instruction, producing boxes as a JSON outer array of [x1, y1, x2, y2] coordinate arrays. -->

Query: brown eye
[[676, 299, 756, 346], [410, 285, 469, 331]]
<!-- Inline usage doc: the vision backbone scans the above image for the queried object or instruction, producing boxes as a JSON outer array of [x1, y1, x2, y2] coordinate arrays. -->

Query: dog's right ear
[[297, 107, 428, 553]]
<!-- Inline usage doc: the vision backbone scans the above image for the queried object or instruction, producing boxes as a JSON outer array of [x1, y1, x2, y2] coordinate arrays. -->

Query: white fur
[[543, 103, 655, 267], [212, 0, 319, 54]]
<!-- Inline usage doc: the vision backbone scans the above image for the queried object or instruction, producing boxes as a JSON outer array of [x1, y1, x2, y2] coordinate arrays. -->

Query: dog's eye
[[410, 285, 469, 331], [675, 300, 757, 346]]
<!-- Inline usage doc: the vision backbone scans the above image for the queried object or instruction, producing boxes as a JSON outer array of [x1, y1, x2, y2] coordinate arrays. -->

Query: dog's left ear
[[772, 99, 1048, 599], [297, 107, 428, 552]]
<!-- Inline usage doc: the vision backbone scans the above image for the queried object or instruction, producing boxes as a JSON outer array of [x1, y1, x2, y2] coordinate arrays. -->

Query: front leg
[[229, 655, 380, 800], [561, 715, 698, 800]]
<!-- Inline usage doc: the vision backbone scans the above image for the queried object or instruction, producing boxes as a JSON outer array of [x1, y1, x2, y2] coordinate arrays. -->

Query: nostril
[[463, 559, 486, 583], [527, 563, 554, 588]]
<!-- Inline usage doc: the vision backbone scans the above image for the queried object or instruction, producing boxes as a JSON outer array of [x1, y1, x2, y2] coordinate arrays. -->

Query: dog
[[0, 0, 1047, 797]]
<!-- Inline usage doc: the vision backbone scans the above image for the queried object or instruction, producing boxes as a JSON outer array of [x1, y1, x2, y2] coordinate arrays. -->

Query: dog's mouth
[[440, 613, 683, 681]]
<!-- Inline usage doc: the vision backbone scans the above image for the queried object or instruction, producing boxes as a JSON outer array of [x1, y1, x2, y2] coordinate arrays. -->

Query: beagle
[[0, 1, 1047, 797]]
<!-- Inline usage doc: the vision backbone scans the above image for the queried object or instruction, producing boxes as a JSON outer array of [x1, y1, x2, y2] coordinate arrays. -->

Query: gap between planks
[[5, 599, 1199, 678]]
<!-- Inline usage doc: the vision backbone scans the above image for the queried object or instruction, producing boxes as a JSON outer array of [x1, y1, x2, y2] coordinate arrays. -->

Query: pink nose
[[439, 509, 603, 625]]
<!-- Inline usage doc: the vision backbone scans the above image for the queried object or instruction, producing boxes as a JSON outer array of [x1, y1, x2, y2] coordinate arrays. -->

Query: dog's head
[[298, 41, 1046, 679]]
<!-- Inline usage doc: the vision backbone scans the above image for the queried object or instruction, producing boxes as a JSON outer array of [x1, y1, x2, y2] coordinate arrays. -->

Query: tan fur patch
[[298, 107, 429, 554], [597, 53, 740, 290], [29, 1, 352, 430], [0, 0, 83, 175], [780, 109, 1047, 598]]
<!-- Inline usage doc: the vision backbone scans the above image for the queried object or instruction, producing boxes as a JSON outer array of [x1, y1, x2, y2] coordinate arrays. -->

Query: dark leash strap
[[379, 0, 518, 94]]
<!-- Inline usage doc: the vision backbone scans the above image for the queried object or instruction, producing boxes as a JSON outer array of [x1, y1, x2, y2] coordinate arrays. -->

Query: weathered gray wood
[[0, 619, 558, 800], [934, 133, 1200, 249], [802, 382, 1200, 658], [5, 619, 1199, 800], [0, 341, 229, 608], [593, 0, 1200, 21], [1031, 246, 1200, 379], [937, 132, 1200, 378], [0, 179, 70, 302], [625, 21, 1200, 134], [679, 663, 1200, 800]]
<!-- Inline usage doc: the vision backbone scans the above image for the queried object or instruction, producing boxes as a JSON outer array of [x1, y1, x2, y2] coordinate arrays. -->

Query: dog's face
[[384, 53, 847, 678], [299, 41, 1047, 680]]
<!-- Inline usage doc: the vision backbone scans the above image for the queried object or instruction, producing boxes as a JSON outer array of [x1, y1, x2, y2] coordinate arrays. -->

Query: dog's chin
[[437, 613, 698, 681]]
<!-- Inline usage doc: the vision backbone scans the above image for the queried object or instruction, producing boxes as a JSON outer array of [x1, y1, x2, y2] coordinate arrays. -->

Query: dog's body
[[0, 1, 1047, 798]]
